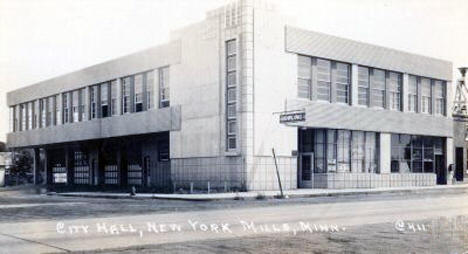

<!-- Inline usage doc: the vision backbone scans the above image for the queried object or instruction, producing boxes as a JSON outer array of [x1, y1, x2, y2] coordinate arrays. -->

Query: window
[[79, 88, 86, 121], [90, 86, 99, 118], [134, 74, 143, 112], [365, 132, 379, 173], [391, 134, 443, 173], [337, 130, 351, 172], [335, 62, 350, 103], [158, 141, 169, 162], [47, 97, 54, 126], [101, 83, 109, 117], [146, 71, 154, 110], [159, 67, 170, 108], [122, 77, 131, 114], [297, 55, 311, 99], [14, 106, 19, 132], [226, 40, 237, 150], [9, 107, 14, 132], [314, 129, 326, 173], [40, 99, 47, 127], [302, 129, 380, 174], [27, 102, 33, 130], [408, 75, 418, 112], [72, 91, 79, 122], [370, 69, 386, 108], [434, 80, 446, 116], [326, 130, 337, 172], [20, 104, 26, 131], [358, 67, 370, 106], [55, 95, 61, 125], [421, 78, 432, 114], [316, 59, 331, 101], [351, 131, 365, 173], [388, 72, 402, 111], [111, 80, 118, 116], [63, 93, 69, 124]]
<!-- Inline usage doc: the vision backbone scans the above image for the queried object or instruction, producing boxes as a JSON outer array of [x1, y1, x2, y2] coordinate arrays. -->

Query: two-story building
[[6, 0, 454, 191]]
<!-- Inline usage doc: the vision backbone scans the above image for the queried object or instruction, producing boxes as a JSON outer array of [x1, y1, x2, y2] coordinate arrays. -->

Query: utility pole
[[272, 148, 284, 198]]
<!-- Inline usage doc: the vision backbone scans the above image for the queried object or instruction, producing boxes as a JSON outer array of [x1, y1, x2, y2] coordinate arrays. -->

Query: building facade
[[6, 0, 454, 191]]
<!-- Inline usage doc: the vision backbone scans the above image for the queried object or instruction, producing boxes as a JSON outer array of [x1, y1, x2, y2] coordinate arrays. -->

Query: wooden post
[[272, 148, 284, 198]]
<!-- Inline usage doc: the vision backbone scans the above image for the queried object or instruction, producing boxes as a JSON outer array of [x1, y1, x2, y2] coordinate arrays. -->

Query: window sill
[[225, 150, 240, 157]]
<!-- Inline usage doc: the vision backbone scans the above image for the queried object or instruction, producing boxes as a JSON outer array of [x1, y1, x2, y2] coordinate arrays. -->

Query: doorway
[[455, 147, 464, 181], [299, 153, 313, 188], [435, 154, 446, 185]]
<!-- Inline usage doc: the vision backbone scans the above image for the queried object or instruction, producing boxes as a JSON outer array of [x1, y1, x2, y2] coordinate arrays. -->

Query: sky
[[0, 0, 467, 143]]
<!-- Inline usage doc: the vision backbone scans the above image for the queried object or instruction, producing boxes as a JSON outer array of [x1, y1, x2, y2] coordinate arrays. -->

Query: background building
[[6, 0, 453, 191], [452, 67, 468, 184]]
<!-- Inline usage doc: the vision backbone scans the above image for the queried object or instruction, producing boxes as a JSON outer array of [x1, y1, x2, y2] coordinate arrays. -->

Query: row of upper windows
[[297, 55, 447, 116], [9, 66, 170, 133]]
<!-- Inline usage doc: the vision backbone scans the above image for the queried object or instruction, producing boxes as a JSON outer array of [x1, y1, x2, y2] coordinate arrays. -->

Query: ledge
[[7, 105, 181, 148]]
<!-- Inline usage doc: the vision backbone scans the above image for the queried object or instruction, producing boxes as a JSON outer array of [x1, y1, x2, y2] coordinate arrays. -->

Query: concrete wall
[[171, 156, 244, 191], [169, 13, 224, 159], [7, 106, 181, 148], [291, 101, 452, 137], [313, 173, 436, 189]]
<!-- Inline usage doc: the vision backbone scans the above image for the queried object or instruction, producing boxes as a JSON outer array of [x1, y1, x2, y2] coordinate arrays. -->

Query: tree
[[10, 150, 33, 185]]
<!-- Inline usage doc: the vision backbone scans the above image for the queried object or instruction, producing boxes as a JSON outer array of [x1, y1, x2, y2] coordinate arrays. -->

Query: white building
[[6, 0, 453, 191]]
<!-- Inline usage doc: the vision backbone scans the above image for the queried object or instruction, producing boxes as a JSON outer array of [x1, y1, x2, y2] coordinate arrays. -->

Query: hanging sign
[[279, 111, 306, 123]]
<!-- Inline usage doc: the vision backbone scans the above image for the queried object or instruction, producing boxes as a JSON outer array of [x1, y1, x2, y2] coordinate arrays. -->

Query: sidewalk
[[50, 183, 468, 201]]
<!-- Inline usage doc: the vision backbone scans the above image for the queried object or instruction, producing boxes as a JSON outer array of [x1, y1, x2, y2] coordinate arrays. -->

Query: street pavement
[[0, 188, 468, 253]]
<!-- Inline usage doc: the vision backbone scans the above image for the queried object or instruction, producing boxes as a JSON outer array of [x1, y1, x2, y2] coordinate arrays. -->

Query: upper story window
[[408, 75, 418, 112], [46, 96, 54, 126], [296, 55, 350, 104], [122, 77, 132, 113], [27, 102, 33, 130], [79, 88, 86, 121], [40, 98, 47, 127], [134, 74, 143, 112], [63, 93, 70, 124], [9, 107, 14, 133], [159, 67, 170, 108], [72, 90, 79, 123], [111, 80, 118, 116], [90, 86, 99, 119], [316, 59, 331, 101], [226, 39, 236, 151], [358, 66, 370, 106], [335, 62, 350, 104], [370, 69, 386, 108], [101, 83, 109, 118], [146, 71, 154, 110], [55, 94, 61, 125], [388, 71, 402, 111], [434, 80, 446, 116], [20, 104, 26, 131], [421, 78, 432, 114], [297, 55, 312, 99]]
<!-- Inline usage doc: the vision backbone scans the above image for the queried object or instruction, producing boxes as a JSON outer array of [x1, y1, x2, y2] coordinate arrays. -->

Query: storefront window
[[300, 129, 380, 174], [391, 134, 443, 173]]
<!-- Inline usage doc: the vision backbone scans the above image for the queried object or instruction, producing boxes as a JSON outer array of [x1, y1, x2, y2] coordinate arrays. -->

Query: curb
[[49, 184, 468, 201]]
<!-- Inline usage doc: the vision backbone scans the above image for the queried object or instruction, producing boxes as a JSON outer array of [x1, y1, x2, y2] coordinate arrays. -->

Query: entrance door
[[299, 153, 314, 188], [455, 147, 464, 182], [435, 154, 446, 185]]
